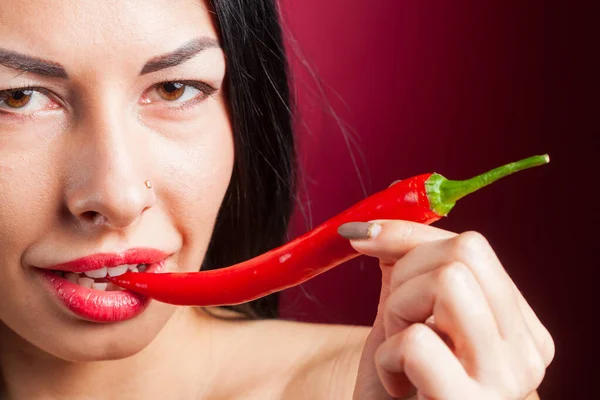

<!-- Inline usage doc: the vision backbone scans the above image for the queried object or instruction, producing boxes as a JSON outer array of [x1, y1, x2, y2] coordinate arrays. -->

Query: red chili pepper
[[108, 154, 549, 306]]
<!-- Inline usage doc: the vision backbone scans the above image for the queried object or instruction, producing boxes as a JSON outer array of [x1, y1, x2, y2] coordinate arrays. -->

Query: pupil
[[163, 83, 182, 93], [12, 91, 27, 100]]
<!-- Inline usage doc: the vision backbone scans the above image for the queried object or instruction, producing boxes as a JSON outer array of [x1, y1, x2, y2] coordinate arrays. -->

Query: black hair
[[201, 0, 296, 319]]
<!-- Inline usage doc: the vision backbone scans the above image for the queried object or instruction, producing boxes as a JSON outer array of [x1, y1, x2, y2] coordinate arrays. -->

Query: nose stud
[[144, 180, 152, 189]]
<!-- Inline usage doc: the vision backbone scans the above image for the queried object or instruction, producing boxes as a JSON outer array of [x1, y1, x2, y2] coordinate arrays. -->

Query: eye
[[141, 81, 216, 106], [0, 88, 58, 114]]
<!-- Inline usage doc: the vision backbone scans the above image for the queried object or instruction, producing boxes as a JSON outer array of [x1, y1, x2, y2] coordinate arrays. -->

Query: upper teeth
[[84, 264, 139, 279], [84, 267, 107, 279], [107, 265, 129, 277]]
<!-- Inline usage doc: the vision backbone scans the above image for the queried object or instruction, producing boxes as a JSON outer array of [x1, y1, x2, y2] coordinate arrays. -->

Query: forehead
[[0, 0, 217, 68]]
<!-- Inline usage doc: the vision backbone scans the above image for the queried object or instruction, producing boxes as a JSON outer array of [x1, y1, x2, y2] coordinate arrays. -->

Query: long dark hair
[[201, 0, 296, 319]]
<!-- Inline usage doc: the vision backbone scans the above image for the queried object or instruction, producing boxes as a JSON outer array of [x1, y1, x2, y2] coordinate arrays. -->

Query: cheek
[[0, 148, 59, 272], [150, 99, 235, 263], [0, 148, 63, 344], [0, 117, 69, 262]]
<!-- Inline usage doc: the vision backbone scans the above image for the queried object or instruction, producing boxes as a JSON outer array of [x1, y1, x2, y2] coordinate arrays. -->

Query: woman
[[0, 0, 554, 399]]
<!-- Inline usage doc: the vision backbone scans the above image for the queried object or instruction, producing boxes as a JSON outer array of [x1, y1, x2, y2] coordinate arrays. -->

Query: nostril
[[65, 182, 155, 229], [80, 211, 103, 223]]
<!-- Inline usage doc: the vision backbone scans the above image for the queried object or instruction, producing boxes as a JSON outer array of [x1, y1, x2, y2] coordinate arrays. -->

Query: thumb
[[353, 318, 392, 399], [353, 267, 414, 400]]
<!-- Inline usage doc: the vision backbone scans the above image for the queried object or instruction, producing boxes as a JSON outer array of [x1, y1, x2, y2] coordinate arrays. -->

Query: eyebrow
[[0, 48, 68, 78], [0, 37, 220, 80], [139, 37, 220, 75]]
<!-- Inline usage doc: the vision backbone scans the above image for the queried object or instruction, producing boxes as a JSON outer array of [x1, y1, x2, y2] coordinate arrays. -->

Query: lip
[[38, 261, 166, 323], [43, 248, 169, 273]]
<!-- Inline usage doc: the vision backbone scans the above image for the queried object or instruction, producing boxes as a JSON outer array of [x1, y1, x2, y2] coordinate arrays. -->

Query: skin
[[0, 1, 553, 399]]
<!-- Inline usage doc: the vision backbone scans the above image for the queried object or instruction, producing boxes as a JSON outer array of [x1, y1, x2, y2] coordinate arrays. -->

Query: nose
[[64, 112, 155, 230]]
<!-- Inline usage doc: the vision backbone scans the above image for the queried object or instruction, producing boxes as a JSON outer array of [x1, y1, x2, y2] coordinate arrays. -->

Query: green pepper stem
[[442, 154, 550, 203], [425, 154, 550, 216]]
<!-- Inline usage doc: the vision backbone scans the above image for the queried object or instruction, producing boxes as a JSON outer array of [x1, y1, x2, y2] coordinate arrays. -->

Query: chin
[[3, 300, 176, 363], [59, 333, 158, 362], [67, 302, 176, 362]]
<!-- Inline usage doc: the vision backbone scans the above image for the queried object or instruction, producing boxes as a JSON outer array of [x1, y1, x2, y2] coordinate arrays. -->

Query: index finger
[[338, 220, 456, 264]]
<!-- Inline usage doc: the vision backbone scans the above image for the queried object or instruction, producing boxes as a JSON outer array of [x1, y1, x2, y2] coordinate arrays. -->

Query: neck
[[0, 308, 235, 400]]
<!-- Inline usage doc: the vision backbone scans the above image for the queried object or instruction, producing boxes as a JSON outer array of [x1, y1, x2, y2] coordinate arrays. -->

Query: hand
[[342, 220, 554, 399]]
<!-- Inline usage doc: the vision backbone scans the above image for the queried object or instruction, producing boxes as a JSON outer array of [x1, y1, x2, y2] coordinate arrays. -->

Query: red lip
[[46, 248, 169, 272], [38, 260, 166, 322]]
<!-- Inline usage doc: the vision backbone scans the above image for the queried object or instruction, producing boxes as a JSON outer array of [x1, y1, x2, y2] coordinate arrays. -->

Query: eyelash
[[144, 80, 219, 109], [0, 80, 218, 118], [162, 80, 218, 97]]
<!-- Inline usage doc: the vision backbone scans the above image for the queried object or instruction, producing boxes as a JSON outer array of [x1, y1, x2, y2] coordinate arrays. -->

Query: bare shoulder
[[206, 313, 371, 399], [246, 319, 371, 400], [191, 309, 369, 399]]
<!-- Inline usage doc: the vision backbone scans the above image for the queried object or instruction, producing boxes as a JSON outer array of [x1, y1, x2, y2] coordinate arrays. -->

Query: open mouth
[[48, 264, 148, 291]]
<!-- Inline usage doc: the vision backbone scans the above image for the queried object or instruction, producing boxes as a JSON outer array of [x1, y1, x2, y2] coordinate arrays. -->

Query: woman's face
[[0, 0, 233, 361]]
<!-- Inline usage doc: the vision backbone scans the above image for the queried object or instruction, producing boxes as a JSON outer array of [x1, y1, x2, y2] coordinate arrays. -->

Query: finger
[[423, 316, 454, 350], [390, 231, 525, 340], [384, 262, 502, 374], [351, 322, 394, 400], [375, 324, 475, 400], [339, 220, 456, 265], [512, 283, 555, 366]]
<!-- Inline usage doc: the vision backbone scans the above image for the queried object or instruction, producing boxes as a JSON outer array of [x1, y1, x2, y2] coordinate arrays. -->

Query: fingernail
[[404, 387, 418, 399], [337, 222, 382, 240], [388, 179, 401, 188], [377, 352, 417, 398], [377, 347, 403, 373]]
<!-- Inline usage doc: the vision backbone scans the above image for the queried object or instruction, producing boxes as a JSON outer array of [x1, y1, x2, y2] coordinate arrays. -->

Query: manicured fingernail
[[337, 222, 382, 240], [388, 179, 401, 188]]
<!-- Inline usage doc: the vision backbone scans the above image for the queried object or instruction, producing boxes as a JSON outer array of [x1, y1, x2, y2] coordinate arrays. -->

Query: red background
[[277, 1, 595, 399]]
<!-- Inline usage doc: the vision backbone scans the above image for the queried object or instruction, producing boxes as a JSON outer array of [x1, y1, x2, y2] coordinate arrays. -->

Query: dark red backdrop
[[277, 1, 595, 399]]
